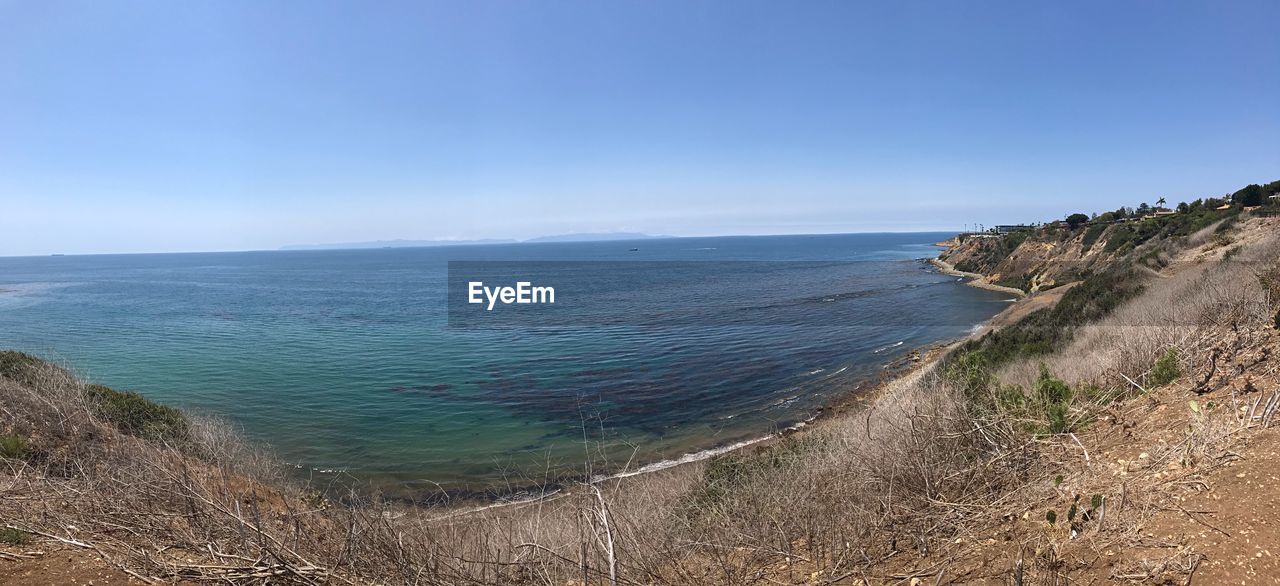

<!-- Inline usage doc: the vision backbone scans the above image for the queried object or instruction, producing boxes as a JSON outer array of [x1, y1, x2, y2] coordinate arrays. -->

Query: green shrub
[[1103, 206, 1238, 254], [944, 349, 996, 404], [0, 527, 31, 546], [1149, 349, 1180, 387], [0, 433, 29, 460], [956, 231, 1031, 275], [1104, 223, 1143, 253], [0, 350, 43, 385], [0, 352, 189, 443], [950, 266, 1145, 372], [1081, 224, 1108, 252], [1215, 214, 1238, 233], [1075, 382, 1113, 406], [997, 383, 1027, 410], [1044, 403, 1070, 435], [1034, 365, 1072, 404], [996, 272, 1032, 292], [944, 352, 1081, 434], [1032, 365, 1075, 434], [85, 384, 189, 441], [683, 436, 814, 516]]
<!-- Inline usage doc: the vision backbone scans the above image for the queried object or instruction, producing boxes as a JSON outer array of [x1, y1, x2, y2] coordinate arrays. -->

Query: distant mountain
[[280, 239, 517, 251], [523, 232, 671, 243], [281, 233, 672, 250]]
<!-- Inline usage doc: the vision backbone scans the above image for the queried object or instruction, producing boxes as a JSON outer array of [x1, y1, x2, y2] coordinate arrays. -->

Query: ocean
[[0, 233, 1010, 497]]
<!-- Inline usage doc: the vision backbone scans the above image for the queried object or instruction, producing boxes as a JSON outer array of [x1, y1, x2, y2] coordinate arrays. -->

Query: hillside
[[2, 183, 1280, 584], [937, 183, 1278, 294]]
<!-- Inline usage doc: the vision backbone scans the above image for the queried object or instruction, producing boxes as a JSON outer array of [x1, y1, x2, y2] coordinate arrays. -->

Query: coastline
[[588, 249, 1046, 488], [3, 245, 1016, 513], [425, 339, 965, 516], [929, 256, 1027, 297], [431, 252, 1027, 513]]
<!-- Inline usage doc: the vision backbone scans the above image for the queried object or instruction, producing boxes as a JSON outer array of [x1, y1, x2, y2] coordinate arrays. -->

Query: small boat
[[628, 248, 639, 252]]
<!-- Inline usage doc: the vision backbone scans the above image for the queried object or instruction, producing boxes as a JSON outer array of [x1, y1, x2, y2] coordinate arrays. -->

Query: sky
[[1, 0, 1277, 255]]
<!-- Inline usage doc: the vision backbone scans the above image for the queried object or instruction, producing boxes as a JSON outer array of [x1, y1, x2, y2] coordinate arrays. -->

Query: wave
[[771, 394, 800, 408], [874, 341, 904, 354], [594, 435, 773, 482], [428, 488, 566, 521]]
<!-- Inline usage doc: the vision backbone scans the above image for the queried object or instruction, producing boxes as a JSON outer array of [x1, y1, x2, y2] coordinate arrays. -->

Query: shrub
[[1075, 382, 1112, 406], [951, 266, 1145, 370], [1044, 403, 1070, 435], [1233, 184, 1265, 207], [956, 231, 1031, 274], [1032, 365, 1075, 434], [997, 272, 1032, 292], [997, 383, 1027, 410], [1149, 348, 1180, 387], [2, 353, 188, 442], [0, 527, 31, 546], [683, 435, 815, 518], [1103, 206, 1239, 254], [0, 350, 43, 385], [1081, 224, 1107, 252], [944, 348, 995, 403], [0, 433, 29, 460], [85, 384, 189, 441], [1034, 365, 1072, 405]]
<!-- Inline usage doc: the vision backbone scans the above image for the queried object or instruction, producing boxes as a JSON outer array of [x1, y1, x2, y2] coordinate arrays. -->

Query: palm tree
[[1156, 197, 1167, 208]]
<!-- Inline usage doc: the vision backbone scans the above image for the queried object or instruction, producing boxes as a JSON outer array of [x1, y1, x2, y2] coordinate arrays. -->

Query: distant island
[[280, 232, 673, 250], [523, 232, 671, 243], [280, 238, 517, 251]]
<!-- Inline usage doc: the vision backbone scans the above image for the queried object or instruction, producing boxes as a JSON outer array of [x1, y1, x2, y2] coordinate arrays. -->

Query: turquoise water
[[0, 233, 1009, 497]]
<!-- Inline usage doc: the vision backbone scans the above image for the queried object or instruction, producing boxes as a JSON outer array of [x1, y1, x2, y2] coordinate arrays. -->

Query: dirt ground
[[855, 324, 1280, 584], [0, 546, 141, 585]]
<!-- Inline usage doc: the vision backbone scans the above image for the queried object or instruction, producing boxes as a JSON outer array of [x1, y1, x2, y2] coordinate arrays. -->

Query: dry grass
[[999, 230, 1279, 392], [0, 327, 1043, 584]]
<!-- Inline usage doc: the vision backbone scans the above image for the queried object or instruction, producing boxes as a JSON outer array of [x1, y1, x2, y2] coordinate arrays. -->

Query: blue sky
[[1, 0, 1277, 255]]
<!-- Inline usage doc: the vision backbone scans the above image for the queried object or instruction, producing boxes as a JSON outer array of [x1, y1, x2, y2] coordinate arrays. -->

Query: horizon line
[[0, 229, 968, 259]]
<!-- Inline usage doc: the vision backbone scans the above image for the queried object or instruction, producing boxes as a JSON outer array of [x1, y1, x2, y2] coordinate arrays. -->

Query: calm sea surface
[[0, 233, 1010, 496]]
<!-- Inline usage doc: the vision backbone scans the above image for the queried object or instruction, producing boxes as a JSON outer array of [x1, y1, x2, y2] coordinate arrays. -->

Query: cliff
[[938, 200, 1250, 294]]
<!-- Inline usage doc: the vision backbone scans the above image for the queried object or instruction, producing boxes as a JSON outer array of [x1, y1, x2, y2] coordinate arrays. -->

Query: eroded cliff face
[[939, 205, 1252, 294], [938, 224, 1119, 293]]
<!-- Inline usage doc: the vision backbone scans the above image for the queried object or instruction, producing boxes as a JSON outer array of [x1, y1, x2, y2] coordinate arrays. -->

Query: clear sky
[[1, 0, 1277, 255]]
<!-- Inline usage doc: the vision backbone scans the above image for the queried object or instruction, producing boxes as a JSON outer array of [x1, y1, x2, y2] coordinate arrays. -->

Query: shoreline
[[426, 330, 990, 516], [426, 252, 1024, 514], [929, 257, 1027, 297], [7, 246, 1016, 514]]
